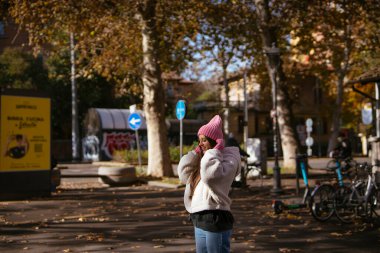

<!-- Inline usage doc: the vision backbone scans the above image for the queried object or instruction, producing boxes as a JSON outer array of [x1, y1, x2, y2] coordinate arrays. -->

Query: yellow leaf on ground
[[279, 248, 301, 252], [330, 232, 344, 237]]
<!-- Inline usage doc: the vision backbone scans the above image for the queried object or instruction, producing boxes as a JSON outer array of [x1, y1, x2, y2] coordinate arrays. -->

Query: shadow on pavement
[[1, 180, 379, 253]]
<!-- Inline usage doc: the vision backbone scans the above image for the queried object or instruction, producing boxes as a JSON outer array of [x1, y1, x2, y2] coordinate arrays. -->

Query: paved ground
[[1, 157, 380, 253]]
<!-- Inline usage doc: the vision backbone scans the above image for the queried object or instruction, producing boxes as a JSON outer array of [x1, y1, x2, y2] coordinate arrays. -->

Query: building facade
[[192, 71, 332, 156], [0, 17, 29, 53]]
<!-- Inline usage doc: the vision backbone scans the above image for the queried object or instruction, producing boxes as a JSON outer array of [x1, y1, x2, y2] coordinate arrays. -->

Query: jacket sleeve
[[200, 148, 240, 187], [177, 150, 199, 184]]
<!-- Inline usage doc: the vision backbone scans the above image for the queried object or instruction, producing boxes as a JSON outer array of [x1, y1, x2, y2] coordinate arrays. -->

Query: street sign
[[176, 100, 186, 158], [305, 118, 313, 156], [128, 113, 142, 130], [176, 100, 186, 120], [128, 112, 142, 168], [362, 103, 372, 125], [306, 118, 313, 127], [306, 136, 314, 146]]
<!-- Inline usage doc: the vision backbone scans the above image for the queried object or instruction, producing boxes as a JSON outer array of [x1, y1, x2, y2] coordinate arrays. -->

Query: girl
[[177, 115, 241, 253]]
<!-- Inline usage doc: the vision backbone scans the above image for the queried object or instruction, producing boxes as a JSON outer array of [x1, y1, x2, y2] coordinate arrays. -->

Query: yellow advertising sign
[[0, 95, 51, 172]]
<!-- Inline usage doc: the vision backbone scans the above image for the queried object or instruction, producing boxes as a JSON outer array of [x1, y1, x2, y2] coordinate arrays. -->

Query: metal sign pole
[[376, 82, 380, 138], [180, 119, 183, 158], [135, 130, 142, 169], [243, 70, 248, 151]]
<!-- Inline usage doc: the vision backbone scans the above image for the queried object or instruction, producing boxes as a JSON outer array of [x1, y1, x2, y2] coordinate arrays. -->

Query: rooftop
[[346, 67, 380, 85]]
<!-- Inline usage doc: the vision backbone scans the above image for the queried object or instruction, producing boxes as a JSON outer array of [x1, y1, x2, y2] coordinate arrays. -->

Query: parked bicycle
[[246, 160, 262, 182], [326, 156, 357, 180], [272, 154, 335, 222], [232, 156, 262, 188], [313, 154, 358, 222], [334, 162, 380, 223]]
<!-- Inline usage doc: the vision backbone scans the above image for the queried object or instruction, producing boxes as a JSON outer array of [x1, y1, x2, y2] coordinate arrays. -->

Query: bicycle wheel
[[334, 186, 356, 224], [344, 158, 357, 169], [310, 184, 335, 222], [344, 159, 358, 180], [370, 188, 380, 218]]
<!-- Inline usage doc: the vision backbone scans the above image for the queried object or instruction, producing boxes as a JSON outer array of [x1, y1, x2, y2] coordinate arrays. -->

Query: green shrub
[[113, 149, 148, 164], [116, 143, 197, 165], [169, 144, 196, 163]]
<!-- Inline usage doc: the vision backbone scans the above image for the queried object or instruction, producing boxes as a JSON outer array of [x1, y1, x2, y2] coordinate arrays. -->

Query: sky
[[180, 34, 251, 82]]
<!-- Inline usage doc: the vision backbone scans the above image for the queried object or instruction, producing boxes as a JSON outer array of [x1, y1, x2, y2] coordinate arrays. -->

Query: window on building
[[0, 21, 5, 37], [313, 84, 323, 105], [238, 115, 244, 133], [257, 115, 271, 134], [167, 83, 174, 98], [322, 117, 328, 134]]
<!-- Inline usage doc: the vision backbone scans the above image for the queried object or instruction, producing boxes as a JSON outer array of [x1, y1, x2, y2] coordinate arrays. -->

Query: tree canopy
[[4, 0, 380, 171]]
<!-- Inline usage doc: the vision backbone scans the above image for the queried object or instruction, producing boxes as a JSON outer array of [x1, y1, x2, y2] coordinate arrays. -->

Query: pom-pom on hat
[[198, 115, 224, 141]]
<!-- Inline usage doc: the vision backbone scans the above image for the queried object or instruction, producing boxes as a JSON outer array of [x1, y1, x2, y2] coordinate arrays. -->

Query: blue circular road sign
[[176, 100, 186, 120], [128, 113, 142, 130]]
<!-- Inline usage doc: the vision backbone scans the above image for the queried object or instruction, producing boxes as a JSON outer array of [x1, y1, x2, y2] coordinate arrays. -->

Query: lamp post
[[265, 43, 282, 194], [70, 32, 80, 161]]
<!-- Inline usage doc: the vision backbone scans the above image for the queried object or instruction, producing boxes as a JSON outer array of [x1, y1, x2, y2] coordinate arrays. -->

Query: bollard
[[98, 166, 137, 186]]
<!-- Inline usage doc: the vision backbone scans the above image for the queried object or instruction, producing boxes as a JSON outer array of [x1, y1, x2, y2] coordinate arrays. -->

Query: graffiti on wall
[[82, 135, 100, 161], [101, 132, 136, 160]]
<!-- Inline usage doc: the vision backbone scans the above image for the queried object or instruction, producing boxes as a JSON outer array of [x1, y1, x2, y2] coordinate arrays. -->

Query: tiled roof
[[217, 69, 254, 85], [346, 68, 380, 84], [178, 79, 194, 85], [161, 71, 183, 80]]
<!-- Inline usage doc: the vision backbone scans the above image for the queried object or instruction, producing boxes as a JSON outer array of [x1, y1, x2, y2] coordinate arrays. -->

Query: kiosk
[[0, 89, 51, 199]]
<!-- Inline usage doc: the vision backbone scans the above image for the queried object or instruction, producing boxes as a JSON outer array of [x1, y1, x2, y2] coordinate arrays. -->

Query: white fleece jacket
[[177, 147, 241, 213]]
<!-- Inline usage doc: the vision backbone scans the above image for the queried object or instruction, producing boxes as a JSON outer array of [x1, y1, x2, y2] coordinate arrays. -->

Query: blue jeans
[[194, 227, 232, 253]]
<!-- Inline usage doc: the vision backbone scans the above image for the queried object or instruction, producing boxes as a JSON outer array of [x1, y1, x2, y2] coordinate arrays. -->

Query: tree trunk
[[277, 69, 299, 168], [137, 0, 173, 177], [222, 66, 230, 135], [327, 72, 345, 154], [327, 23, 352, 155], [254, 0, 298, 168]]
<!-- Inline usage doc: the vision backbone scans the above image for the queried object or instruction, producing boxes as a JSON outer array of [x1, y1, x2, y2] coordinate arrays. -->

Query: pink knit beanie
[[198, 115, 224, 142]]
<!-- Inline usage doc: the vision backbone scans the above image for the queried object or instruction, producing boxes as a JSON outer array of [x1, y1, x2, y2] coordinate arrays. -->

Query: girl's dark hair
[[195, 136, 216, 148], [189, 136, 217, 198], [205, 136, 217, 148]]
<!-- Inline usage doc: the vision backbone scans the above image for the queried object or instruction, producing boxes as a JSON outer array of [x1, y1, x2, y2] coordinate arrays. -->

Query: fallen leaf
[[286, 214, 301, 220], [330, 232, 343, 237], [279, 248, 301, 252]]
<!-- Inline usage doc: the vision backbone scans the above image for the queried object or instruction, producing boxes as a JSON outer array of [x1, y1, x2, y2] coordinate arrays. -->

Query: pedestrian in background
[[226, 133, 249, 158], [331, 133, 352, 159], [177, 115, 241, 253]]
